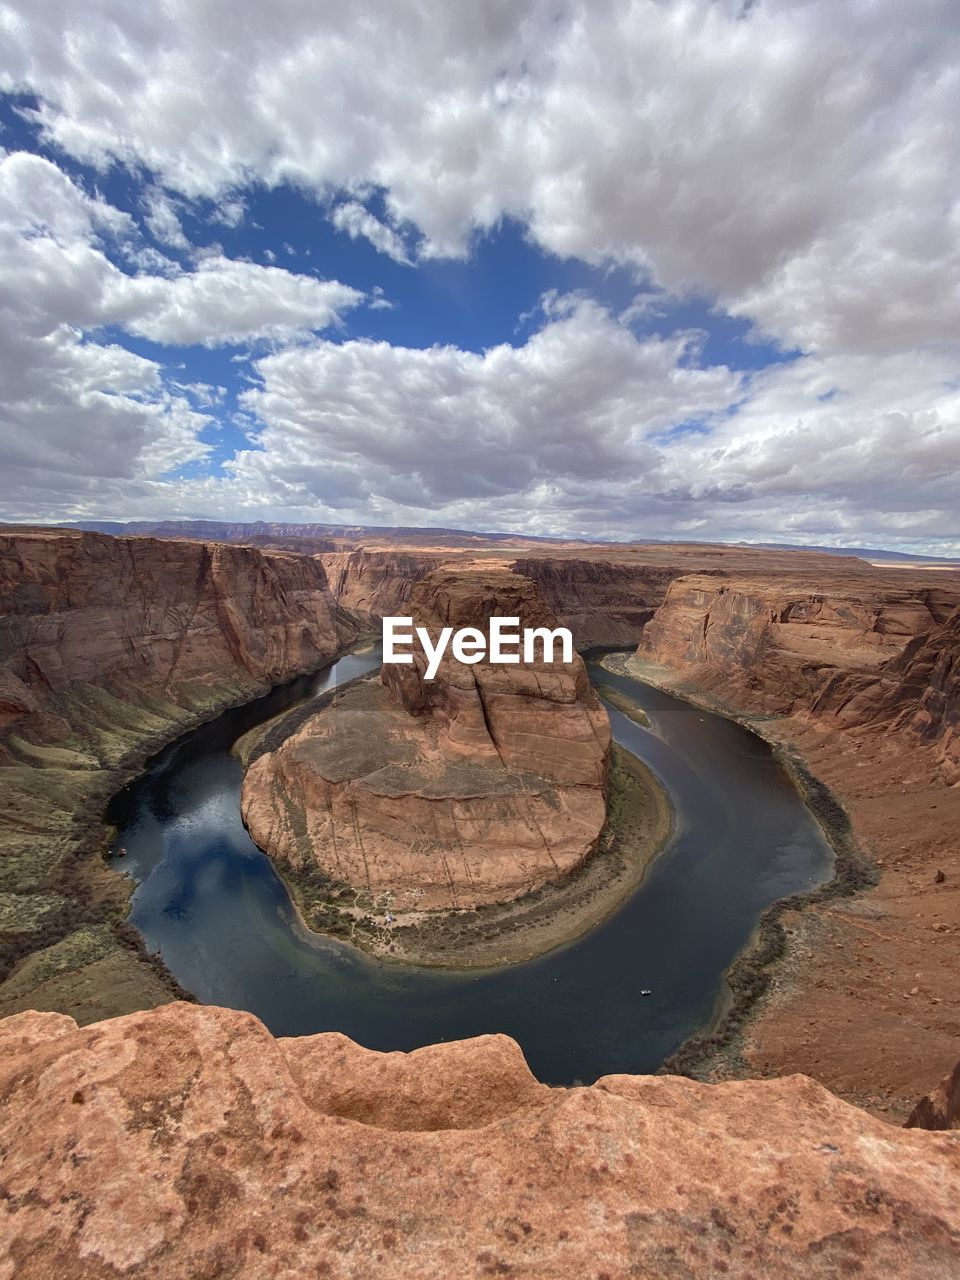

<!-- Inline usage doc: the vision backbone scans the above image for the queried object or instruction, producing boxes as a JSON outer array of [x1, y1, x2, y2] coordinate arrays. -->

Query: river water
[[106, 647, 834, 1084]]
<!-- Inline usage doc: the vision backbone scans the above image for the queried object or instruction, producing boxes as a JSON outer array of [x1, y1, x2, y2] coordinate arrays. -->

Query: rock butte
[[1, 1002, 959, 1279], [241, 569, 611, 910]]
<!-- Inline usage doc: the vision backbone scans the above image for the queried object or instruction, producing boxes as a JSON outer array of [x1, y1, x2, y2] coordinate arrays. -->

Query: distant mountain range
[[64, 519, 568, 546], [737, 541, 960, 565], [42, 520, 960, 564]]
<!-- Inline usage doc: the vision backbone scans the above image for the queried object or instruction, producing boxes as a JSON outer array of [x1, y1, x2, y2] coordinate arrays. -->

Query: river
[[106, 646, 834, 1084]]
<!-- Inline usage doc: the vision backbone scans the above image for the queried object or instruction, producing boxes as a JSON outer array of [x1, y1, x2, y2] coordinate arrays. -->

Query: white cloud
[[1, 2, 959, 552], [210, 195, 245, 228], [109, 256, 363, 346], [142, 186, 190, 251], [2, 0, 958, 356], [330, 201, 412, 264], [0, 149, 364, 516], [0, 148, 133, 243], [0, 152, 363, 348], [194, 299, 951, 553], [231, 296, 742, 508]]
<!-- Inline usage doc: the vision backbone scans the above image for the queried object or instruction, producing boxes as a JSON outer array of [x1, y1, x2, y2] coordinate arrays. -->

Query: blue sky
[[0, 1, 958, 551]]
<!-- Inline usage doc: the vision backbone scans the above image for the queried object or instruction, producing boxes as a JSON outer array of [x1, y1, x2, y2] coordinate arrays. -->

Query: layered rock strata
[[241, 569, 611, 910], [1, 1002, 958, 1279], [0, 529, 359, 1023], [642, 572, 958, 717], [318, 548, 448, 620], [631, 567, 960, 1118]]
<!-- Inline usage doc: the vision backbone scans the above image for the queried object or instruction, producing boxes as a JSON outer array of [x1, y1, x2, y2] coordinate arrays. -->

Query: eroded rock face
[[641, 573, 955, 714], [318, 548, 444, 620], [1, 1002, 958, 1279], [241, 569, 610, 909], [0, 529, 359, 716], [0, 529, 360, 1025], [513, 556, 685, 646], [634, 568, 960, 1117], [810, 604, 960, 784], [907, 1059, 960, 1131], [640, 572, 960, 777]]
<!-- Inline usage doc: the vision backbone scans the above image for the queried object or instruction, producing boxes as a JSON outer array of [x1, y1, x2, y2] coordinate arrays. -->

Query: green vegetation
[[0, 674, 257, 1022]]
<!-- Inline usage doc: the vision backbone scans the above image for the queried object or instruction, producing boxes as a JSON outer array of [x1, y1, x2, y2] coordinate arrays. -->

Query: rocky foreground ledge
[[1, 1002, 958, 1278]]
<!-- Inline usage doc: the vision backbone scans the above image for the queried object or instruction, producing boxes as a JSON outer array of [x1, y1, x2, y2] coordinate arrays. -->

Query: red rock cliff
[[633, 566, 960, 1118], [0, 529, 359, 720], [0, 529, 359, 1026]]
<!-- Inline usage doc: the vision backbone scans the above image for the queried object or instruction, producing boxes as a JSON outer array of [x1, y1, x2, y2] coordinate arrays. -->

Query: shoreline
[[596, 651, 878, 1081], [0, 642, 383, 1025], [265, 742, 674, 970]]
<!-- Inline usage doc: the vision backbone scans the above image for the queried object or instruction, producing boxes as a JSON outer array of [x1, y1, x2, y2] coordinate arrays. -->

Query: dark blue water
[[106, 648, 834, 1084]]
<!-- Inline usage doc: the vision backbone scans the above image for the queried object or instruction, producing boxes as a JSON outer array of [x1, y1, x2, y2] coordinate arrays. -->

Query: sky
[[0, 0, 958, 553]]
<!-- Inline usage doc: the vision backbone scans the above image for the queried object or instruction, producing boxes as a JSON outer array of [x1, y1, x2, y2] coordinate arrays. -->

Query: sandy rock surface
[[1, 1002, 958, 1279]]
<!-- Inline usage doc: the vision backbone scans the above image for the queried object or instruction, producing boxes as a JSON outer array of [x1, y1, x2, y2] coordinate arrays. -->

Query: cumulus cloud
[[3, 0, 959, 355], [0, 2, 959, 551], [111, 257, 363, 346], [0, 151, 363, 346], [0, 149, 364, 515], [330, 202, 412, 264], [188, 300, 949, 552], [142, 187, 190, 251], [235, 296, 743, 507]]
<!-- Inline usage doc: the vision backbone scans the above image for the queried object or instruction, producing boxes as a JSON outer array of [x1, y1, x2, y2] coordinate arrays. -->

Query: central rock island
[[241, 571, 613, 932]]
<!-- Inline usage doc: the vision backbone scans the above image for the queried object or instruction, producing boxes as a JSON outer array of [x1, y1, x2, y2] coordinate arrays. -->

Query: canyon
[[2, 522, 960, 1273], [630, 568, 960, 1118], [0, 528, 360, 1024], [0, 523, 958, 1114]]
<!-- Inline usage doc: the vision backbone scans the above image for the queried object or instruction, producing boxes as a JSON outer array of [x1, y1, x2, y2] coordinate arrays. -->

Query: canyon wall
[[2, 1001, 958, 1279], [632, 566, 960, 1118], [0, 529, 360, 1025], [512, 556, 684, 646], [640, 570, 960, 776], [318, 548, 446, 619], [241, 568, 611, 911], [0, 529, 359, 711]]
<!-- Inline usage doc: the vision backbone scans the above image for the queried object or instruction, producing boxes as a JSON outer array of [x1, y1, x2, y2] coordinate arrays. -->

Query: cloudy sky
[[0, 0, 958, 551]]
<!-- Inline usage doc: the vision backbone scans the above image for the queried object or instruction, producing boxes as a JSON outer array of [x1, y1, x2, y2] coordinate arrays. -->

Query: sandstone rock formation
[[0, 529, 359, 1024], [0, 529, 359, 713], [1, 1001, 958, 1279], [241, 569, 610, 909], [642, 572, 958, 716], [631, 566, 960, 1119], [513, 556, 684, 647], [5, 522, 960, 1123], [809, 603, 960, 784], [907, 1059, 960, 1131], [318, 548, 445, 620]]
